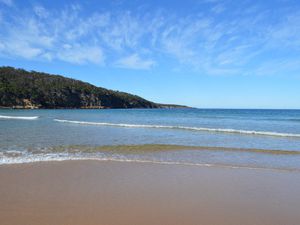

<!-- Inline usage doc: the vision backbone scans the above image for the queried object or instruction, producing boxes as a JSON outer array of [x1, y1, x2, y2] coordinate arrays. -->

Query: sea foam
[[54, 119, 300, 138], [0, 115, 39, 120], [0, 152, 293, 172]]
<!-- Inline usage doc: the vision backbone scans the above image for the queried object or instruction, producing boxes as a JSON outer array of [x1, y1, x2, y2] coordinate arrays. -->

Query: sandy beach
[[0, 160, 300, 225]]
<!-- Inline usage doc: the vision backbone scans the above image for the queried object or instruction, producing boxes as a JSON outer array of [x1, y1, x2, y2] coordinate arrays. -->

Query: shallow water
[[0, 108, 300, 170]]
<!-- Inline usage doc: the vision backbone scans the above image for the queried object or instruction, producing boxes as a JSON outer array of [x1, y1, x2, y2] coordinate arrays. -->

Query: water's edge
[[1, 144, 300, 172]]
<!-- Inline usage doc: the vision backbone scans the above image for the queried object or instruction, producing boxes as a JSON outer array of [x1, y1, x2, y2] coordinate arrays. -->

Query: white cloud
[[4, 40, 43, 59], [115, 54, 155, 70], [254, 58, 300, 76], [0, 2, 299, 75], [99, 12, 146, 51], [211, 4, 225, 14], [57, 45, 104, 64], [33, 5, 49, 18], [0, 5, 105, 65], [0, 0, 13, 7]]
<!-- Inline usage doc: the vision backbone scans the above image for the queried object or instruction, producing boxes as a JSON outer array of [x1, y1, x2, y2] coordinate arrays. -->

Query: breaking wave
[[0, 153, 296, 172], [0, 115, 39, 120], [54, 119, 300, 138], [1, 144, 299, 171]]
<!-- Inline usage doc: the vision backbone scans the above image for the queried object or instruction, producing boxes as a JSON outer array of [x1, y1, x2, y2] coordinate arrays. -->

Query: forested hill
[[0, 67, 185, 109]]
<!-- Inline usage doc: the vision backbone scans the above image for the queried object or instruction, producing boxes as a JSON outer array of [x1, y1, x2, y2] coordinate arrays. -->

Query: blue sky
[[0, 0, 300, 108]]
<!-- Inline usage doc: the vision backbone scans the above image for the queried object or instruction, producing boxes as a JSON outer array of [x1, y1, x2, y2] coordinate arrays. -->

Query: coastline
[[0, 105, 189, 109], [1, 160, 300, 225]]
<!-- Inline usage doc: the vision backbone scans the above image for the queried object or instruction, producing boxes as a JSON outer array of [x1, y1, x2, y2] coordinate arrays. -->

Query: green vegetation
[[0, 66, 184, 109]]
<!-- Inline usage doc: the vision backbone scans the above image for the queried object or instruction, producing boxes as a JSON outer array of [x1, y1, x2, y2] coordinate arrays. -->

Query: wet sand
[[1, 160, 300, 225]]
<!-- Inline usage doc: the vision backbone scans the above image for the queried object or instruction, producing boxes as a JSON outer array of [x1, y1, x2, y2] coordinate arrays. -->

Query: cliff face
[[0, 67, 161, 109]]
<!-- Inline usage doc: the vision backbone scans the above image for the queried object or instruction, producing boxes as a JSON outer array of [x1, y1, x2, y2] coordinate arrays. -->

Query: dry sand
[[1, 160, 300, 225]]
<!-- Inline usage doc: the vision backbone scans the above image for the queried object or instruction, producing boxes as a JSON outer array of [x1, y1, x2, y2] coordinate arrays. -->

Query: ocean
[[1, 108, 300, 171]]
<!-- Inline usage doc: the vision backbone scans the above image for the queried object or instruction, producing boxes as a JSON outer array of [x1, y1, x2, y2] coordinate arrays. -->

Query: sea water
[[1, 108, 300, 170]]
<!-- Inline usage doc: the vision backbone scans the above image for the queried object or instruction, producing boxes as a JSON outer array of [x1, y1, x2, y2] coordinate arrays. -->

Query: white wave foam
[[0, 154, 75, 165], [0, 154, 288, 171], [0, 115, 39, 120], [54, 119, 300, 138]]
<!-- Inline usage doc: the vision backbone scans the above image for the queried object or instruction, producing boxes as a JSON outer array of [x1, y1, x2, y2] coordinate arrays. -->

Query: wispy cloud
[[0, 1, 299, 75], [211, 3, 225, 14], [0, 5, 105, 64], [115, 53, 155, 69], [58, 45, 104, 65], [0, 0, 13, 7], [33, 5, 49, 18]]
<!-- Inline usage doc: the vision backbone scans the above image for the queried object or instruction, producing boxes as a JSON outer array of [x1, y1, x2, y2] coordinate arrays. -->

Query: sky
[[0, 0, 300, 109]]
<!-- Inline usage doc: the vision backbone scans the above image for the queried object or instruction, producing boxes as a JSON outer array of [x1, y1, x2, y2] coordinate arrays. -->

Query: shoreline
[[1, 144, 300, 172], [0, 158, 299, 173], [0, 106, 190, 110], [1, 160, 300, 225]]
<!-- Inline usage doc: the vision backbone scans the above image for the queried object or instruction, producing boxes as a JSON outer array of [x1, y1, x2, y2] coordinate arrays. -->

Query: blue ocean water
[[1, 108, 300, 170]]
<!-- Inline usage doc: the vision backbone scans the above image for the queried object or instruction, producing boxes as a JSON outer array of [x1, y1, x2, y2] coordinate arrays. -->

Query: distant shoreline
[[0, 105, 189, 110], [0, 66, 188, 109]]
